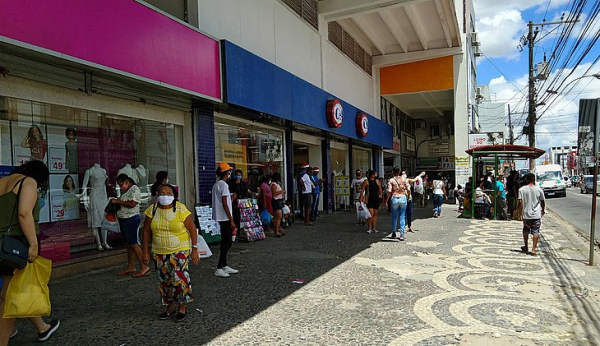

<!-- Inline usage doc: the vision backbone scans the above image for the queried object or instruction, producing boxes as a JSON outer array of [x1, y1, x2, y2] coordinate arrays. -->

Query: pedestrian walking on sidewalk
[[310, 167, 324, 220], [270, 172, 286, 237], [432, 175, 447, 217], [0, 161, 60, 344], [360, 170, 382, 233], [351, 169, 367, 225], [413, 173, 424, 207], [141, 184, 200, 322], [212, 162, 239, 277], [385, 167, 410, 241], [519, 173, 546, 256], [300, 165, 315, 226]]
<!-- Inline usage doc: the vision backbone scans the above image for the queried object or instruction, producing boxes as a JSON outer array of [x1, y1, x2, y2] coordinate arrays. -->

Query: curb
[[547, 206, 600, 248]]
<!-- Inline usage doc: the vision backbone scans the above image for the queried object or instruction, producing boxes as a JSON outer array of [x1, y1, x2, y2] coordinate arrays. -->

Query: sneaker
[[38, 319, 60, 342], [10, 327, 17, 339], [399, 235, 406, 241], [367, 229, 373, 233], [222, 266, 238, 274], [214, 268, 230, 278], [97, 244, 104, 251], [390, 232, 397, 239], [373, 229, 379, 233]]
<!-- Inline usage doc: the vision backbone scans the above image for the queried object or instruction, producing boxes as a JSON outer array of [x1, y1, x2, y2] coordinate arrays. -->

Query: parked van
[[533, 164, 567, 197]]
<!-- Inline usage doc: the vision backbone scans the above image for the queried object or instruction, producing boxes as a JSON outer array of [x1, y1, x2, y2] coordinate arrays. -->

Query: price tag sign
[[48, 147, 67, 172]]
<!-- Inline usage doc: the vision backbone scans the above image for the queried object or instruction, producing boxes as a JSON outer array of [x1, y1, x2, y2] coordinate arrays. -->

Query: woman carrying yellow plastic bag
[[4, 257, 52, 318]]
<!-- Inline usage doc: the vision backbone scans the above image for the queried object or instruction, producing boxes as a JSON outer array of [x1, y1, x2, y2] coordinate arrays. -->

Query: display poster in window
[[222, 143, 247, 173], [0, 121, 12, 166], [335, 175, 350, 196], [49, 174, 80, 222], [12, 123, 48, 166], [438, 156, 455, 170], [46, 125, 78, 174]]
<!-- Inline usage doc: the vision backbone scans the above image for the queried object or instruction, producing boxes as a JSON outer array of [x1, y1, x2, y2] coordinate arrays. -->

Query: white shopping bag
[[195, 232, 213, 259], [355, 202, 372, 219]]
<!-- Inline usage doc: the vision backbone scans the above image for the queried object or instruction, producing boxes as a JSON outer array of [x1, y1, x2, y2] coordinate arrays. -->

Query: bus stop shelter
[[463, 144, 545, 219]]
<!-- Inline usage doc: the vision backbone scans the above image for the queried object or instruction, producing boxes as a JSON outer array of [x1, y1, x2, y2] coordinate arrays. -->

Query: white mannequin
[[135, 164, 149, 187], [82, 163, 111, 250], [117, 163, 138, 183]]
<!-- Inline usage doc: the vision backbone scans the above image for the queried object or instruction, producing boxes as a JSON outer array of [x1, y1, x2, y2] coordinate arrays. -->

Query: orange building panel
[[380, 56, 454, 95]]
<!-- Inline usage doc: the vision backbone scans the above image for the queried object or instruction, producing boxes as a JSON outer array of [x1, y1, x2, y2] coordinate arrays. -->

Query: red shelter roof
[[465, 144, 545, 160]]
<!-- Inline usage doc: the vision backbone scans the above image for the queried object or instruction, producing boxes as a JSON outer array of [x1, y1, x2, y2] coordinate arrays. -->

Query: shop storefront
[[1, 0, 222, 263], [214, 114, 285, 193], [202, 40, 394, 215]]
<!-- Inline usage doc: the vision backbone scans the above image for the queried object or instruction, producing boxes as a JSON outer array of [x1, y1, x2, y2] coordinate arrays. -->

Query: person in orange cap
[[212, 162, 239, 278]]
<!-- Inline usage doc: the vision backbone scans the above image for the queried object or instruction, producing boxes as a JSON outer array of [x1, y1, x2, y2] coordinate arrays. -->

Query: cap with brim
[[218, 162, 233, 172]]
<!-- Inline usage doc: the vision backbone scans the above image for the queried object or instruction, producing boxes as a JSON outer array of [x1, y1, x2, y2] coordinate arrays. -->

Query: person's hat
[[313, 166, 320, 172], [301, 162, 310, 169], [217, 162, 233, 172]]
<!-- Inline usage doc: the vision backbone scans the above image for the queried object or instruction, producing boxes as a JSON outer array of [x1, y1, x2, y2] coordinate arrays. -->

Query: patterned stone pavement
[[9, 204, 600, 345]]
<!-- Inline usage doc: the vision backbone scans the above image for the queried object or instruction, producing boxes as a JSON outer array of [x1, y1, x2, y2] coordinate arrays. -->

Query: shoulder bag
[[0, 178, 30, 269]]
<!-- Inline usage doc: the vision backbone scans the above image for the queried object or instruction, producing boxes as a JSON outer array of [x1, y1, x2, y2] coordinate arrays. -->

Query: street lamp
[[546, 73, 600, 94]]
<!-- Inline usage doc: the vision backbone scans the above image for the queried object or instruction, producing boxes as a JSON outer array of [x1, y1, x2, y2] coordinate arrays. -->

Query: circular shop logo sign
[[356, 112, 368, 137], [326, 100, 344, 128]]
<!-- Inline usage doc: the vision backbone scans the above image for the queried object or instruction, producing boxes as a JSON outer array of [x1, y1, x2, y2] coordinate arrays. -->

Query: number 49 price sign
[[49, 148, 68, 172]]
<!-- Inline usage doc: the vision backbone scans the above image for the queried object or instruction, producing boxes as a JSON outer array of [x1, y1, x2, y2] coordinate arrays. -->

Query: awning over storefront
[[465, 144, 546, 160], [223, 41, 393, 149]]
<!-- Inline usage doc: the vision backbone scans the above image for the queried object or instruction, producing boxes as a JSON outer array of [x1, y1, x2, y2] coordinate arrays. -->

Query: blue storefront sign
[[0, 165, 16, 177], [222, 41, 393, 149]]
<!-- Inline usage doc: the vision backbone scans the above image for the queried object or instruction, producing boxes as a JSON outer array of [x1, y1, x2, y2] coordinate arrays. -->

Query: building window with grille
[[328, 22, 373, 76], [280, 0, 318, 30]]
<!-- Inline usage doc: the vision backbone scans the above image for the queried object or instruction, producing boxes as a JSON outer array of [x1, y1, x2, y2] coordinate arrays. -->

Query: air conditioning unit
[[473, 45, 483, 57], [471, 32, 481, 46], [415, 120, 426, 129]]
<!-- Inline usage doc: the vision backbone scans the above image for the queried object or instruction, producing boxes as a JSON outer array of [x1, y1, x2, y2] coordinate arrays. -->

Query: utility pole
[[508, 104, 514, 145], [527, 21, 538, 170], [526, 19, 578, 170]]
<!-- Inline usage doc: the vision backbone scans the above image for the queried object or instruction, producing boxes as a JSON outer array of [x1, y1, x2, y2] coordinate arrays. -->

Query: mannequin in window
[[82, 163, 111, 250], [135, 164, 149, 189], [117, 163, 138, 184]]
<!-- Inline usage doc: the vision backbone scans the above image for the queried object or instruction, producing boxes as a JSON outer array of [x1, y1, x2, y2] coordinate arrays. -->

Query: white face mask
[[402, 174, 407, 179], [157, 195, 175, 206]]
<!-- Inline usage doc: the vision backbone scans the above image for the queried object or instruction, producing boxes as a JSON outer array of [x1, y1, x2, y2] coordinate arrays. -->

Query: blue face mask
[[236, 175, 242, 180]]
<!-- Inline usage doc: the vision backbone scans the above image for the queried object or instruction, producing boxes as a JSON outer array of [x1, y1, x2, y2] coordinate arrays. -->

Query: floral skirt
[[155, 251, 194, 305]]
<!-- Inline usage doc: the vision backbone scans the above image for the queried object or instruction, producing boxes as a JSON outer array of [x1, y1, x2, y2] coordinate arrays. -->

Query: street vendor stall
[[463, 144, 545, 219]]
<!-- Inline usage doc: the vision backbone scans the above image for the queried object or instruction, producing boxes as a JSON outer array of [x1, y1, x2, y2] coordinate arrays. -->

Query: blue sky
[[473, 0, 600, 159]]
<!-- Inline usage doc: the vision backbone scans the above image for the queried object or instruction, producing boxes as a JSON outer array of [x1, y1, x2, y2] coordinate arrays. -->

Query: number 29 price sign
[[48, 147, 68, 172]]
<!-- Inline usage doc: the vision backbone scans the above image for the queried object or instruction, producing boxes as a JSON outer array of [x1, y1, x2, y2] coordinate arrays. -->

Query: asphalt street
[[546, 186, 600, 236], [9, 203, 600, 345]]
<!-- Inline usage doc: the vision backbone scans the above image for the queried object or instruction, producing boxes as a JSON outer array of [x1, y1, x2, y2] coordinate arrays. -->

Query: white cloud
[[472, 0, 571, 60], [483, 63, 600, 151]]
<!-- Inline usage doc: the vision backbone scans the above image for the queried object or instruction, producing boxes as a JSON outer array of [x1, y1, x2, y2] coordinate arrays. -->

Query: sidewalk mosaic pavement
[[10, 204, 600, 345]]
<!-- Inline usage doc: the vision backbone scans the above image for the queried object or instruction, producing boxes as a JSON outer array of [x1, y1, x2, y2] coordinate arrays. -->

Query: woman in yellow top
[[141, 184, 200, 322]]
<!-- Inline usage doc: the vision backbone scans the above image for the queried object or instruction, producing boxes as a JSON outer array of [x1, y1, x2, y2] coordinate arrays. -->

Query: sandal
[[530, 252, 538, 256], [133, 267, 151, 278], [10, 327, 17, 339], [159, 310, 176, 320], [118, 269, 136, 276], [520, 246, 528, 253]]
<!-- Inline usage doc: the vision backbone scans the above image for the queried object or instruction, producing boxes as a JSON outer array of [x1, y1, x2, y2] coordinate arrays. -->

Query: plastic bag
[[260, 209, 273, 226], [195, 232, 212, 259], [282, 205, 291, 215], [101, 213, 120, 233], [355, 202, 372, 219], [4, 257, 52, 318]]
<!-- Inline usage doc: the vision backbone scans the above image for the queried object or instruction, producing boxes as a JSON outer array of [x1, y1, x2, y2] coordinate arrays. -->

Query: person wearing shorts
[[518, 173, 545, 256]]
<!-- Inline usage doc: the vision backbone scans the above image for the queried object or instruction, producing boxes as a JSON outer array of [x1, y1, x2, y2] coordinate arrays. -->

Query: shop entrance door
[[292, 139, 322, 216]]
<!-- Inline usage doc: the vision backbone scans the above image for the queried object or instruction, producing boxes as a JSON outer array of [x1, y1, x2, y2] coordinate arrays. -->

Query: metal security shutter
[[328, 22, 343, 50], [0, 49, 193, 111]]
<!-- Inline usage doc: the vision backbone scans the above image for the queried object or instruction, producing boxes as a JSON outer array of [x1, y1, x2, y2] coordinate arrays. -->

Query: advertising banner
[[334, 175, 350, 196], [578, 99, 600, 169], [468, 132, 504, 149]]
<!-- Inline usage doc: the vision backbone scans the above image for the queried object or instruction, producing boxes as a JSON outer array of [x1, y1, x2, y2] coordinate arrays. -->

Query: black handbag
[[0, 178, 29, 269], [104, 201, 121, 214]]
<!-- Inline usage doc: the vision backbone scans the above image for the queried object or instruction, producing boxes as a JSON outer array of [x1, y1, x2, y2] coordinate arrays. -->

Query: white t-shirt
[[301, 173, 313, 194], [351, 177, 366, 200], [212, 180, 232, 222], [117, 185, 141, 219], [518, 185, 545, 220], [413, 176, 424, 194], [475, 187, 486, 204], [433, 180, 444, 195]]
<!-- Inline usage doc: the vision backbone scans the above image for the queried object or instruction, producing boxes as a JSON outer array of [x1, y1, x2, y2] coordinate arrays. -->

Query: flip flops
[[133, 267, 151, 278], [118, 269, 136, 276]]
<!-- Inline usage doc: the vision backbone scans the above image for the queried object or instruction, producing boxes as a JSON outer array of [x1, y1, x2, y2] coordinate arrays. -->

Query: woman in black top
[[228, 169, 249, 231], [360, 170, 382, 233]]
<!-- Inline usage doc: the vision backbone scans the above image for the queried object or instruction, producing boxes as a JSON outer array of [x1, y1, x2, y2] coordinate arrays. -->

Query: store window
[[0, 96, 183, 261], [352, 147, 371, 173], [214, 118, 285, 192]]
